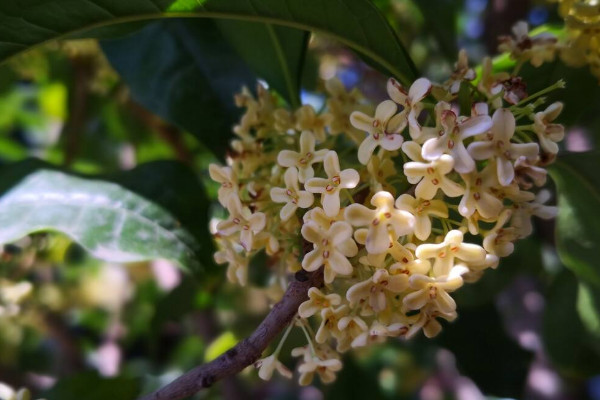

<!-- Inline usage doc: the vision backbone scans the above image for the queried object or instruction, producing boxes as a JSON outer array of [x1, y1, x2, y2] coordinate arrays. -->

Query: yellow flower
[[305, 151, 359, 217], [415, 230, 486, 276], [345, 191, 415, 254], [403, 155, 465, 200], [292, 345, 342, 385], [402, 265, 468, 314], [277, 131, 328, 183], [298, 288, 342, 319], [301, 221, 358, 284], [350, 100, 405, 165], [217, 197, 266, 251], [295, 105, 333, 142], [270, 167, 314, 221], [395, 194, 448, 241], [346, 268, 408, 312]]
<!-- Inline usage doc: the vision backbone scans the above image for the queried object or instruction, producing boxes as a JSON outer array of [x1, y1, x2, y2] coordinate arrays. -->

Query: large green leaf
[[0, 159, 214, 275], [542, 270, 600, 377], [0, 0, 417, 84], [549, 151, 600, 287], [101, 19, 256, 158], [215, 20, 308, 108]]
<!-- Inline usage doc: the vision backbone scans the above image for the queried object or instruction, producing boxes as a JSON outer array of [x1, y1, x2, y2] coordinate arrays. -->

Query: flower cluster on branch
[[209, 39, 564, 385]]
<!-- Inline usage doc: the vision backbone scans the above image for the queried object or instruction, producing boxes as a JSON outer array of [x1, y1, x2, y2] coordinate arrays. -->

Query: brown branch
[[139, 268, 324, 400]]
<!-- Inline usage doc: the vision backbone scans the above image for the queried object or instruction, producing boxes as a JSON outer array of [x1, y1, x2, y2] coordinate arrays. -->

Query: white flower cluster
[[209, 50, 563, 386]]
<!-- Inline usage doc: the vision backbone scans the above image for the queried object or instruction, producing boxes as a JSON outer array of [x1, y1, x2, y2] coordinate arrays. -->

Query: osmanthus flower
[[458, 161, 504, 219], [299, 288, 342, 318], [292, 345, 343, 385], [403, 155, 465, 200], [421, 108, 493, 173], [214, 239, 250, 286], [277, 131, 328, 183], [405, 304, 458, 339], [477, 57, 509, 109], [270, 167, 314, 221], [350, 100, 406, 164], [303, 206, 345, 231], [415, 230, 486, 277], [255, 354, 293, 380], [387, 77, 432, 140], [532, 102, 565, 154], [366, 154, 397, 193], [316, 305, 348, 343], [305, 151, 360, 217], [483, 209, 519, 257], [351, 321, 409, 348], [510, 190, 558, 238], [468, 108, 540, 186], [346, 268, 409, 312], [402, 265, 469, 314], [295, 105, 333, 142], [217, 197, 266, 251], [498, 21, 558, 67], [209, 164, 238, 207], [514, 156, 548, 189], [337, 314, 369, 352], [395, 194, 448, 241], [344, 191, 415, 254], [301, 221, 358, 284], [446, 49, 477, 94], [325, 78, 370, 141], [420, 101, 453, 144]]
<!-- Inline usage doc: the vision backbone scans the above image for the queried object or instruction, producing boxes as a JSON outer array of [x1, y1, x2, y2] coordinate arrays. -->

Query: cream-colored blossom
[[346, 268, 408, 312], [510, 190, 557, 237], [270, 167, 314, 221], [395, 194, 448, 241], [305, 151, 359, 217], [420, 101, 453, 144], [514, 156, 547, 189], [337, 314, 369, 352], [299, 288, 342, 318], [404, 155, 464, 200], [345, 191, 414, 254], [387, 77, 432, 139], [366, 153, 396, 193], [402, 265, 468, 313], [458, 162, 504, 219], [301, 221, 358, 284], [214, 239, 250, 286], [292, 345, 342, 385], [421, 108, 492, 173], [217, 197, 266, 251], [483, 209, 518, 257], [478, 57, 509, 109], [499, 21, 557, 67], [468, 108, 539, 186], [295, 105, 333, 142], [316, 305, 348, 343], [256, 354, 293, 380], [209, 164, 238, 207], [446, 49, 476, 94], [277, 131, 328, 183], [405, 304, 457, 339], [350, 100, 405, 164], [415, 230, 486, 276], [351, 321, 409, 348], [533, 102, 564, 154]]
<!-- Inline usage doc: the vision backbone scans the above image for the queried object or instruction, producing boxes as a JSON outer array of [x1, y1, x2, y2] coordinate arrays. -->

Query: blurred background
[[0, 0, 599, 399]]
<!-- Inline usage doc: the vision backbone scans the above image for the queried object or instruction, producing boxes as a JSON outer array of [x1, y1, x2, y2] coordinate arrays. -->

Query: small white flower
[[208, 164, 238, 207], [468, 108, 539, 186], [403, 265, 468, 313], [387, 77, 432, 140], [395, 194, 448, 241], [270, 167, 314, 221], [415, 230, 486, 276], [298, 288, 342, 318], [305, 151, 359, 217], [404, 155, 464, 200], [350, 100, 405, 165], [301, 221, 358, 284], [458, 161, 504, 219], [345, 191, 415, 254], [421, 108, 492, 173], [533, 102, 564, 154], [256, 354, 293, 380], [277, 131, 329, 183], [217, 197, 266, 251]]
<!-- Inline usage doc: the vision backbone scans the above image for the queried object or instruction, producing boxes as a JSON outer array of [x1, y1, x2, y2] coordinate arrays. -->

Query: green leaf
[[542, 270, 600, 377], [44, 372, 140, 400], [577, 281, 600, 338], [414, 0, 457, 61], [101, 19, 256, 158], [215, 20, 308, 107], [549, 151, 600, 288], [0, 159, 214, 275], [0, 0, 417, 84]]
